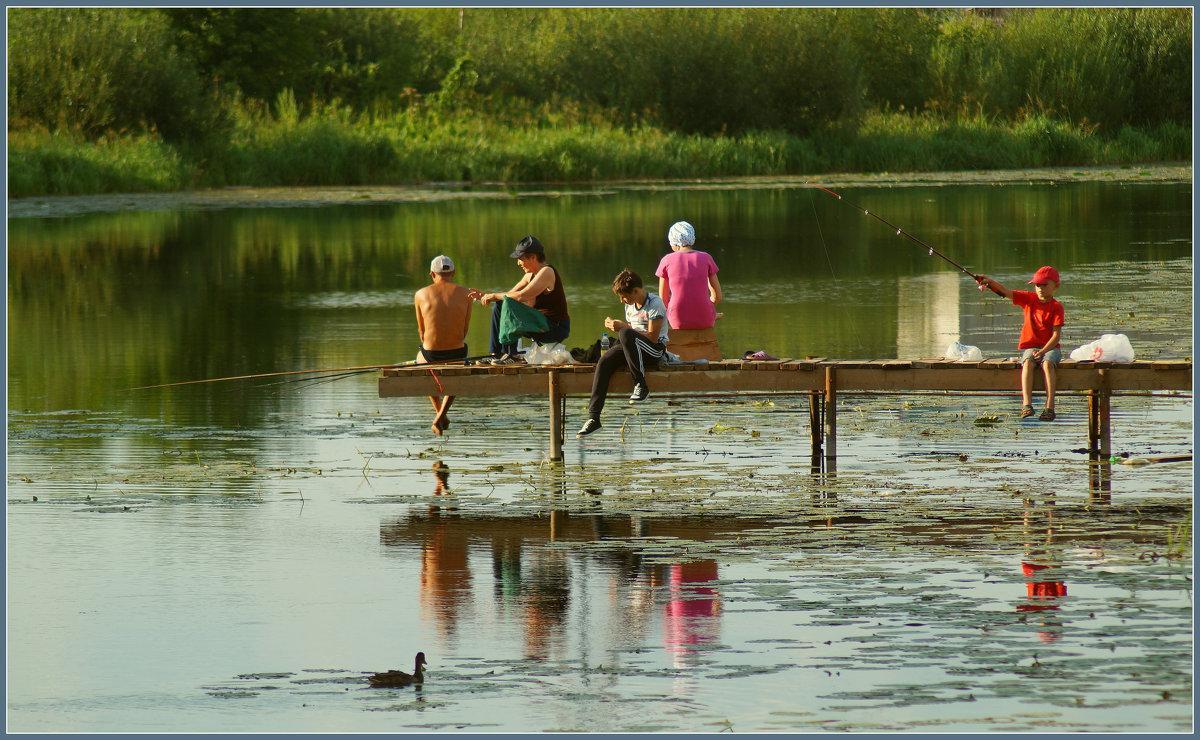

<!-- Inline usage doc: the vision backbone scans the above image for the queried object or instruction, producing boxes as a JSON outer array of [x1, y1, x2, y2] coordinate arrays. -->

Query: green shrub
[[460, 8, 864, 137], [842, 9, 943, 113], [7, 8, 222, 143], [8, 130, 191, 196], [1123, 8, 1193, 126], [928, 13, 1006, 117], [220, 101, 401, 186], [7, 7, 1192, 149], [928, 8, 1191, 130]]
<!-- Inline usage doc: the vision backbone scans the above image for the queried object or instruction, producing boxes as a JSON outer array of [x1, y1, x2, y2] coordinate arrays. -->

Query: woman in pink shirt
[[654, 221, 723, 330]]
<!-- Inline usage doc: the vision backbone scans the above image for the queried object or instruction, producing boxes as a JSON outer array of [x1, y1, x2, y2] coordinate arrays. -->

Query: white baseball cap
[[430, 255, 455, 273]]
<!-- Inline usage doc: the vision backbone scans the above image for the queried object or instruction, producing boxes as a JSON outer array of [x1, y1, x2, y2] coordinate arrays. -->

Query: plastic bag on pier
[[1069, 333, 1135, 362], [526, 342, 574, 365], [944, 341, 983, 361]]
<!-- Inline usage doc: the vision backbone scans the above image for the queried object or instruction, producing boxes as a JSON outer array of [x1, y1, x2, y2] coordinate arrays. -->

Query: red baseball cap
[[1029, 266, 1060, 284]]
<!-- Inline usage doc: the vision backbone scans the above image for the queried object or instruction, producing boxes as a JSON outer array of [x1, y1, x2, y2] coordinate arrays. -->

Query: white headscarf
[[668, 221, 695, 248]]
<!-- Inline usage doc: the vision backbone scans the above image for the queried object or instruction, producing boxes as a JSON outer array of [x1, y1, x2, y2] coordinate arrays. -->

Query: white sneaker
[[576, 418, 602, 438]]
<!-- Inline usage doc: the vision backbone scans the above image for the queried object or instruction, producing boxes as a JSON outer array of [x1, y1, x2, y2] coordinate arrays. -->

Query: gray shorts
[[1021, 347, 1061, 366]]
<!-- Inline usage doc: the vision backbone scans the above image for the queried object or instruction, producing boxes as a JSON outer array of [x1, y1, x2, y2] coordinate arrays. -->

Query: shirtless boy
[[414, 255, 473, 434]]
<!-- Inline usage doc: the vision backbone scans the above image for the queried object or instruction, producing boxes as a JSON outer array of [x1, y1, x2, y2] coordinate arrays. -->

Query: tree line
[[8, 7, 1192, 146]]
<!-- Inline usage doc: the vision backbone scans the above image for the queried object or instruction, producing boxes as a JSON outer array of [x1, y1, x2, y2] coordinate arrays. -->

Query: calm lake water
[[6, 168, 1193, 732]]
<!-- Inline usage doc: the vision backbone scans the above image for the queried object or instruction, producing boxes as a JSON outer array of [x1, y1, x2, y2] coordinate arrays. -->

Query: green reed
[[7, 130, 195, 196], [1165, 513, 1191, 559], [8, 105, 1192, 197]]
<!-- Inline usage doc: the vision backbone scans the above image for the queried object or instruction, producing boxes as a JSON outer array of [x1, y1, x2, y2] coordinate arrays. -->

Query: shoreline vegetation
[[8, 163, 1191, 219], [8, 115, 1191, 199], [7, 8, 1192, 198]]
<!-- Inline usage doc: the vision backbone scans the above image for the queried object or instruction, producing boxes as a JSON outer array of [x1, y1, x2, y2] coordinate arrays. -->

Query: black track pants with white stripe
[[586, 327, 665, 419]]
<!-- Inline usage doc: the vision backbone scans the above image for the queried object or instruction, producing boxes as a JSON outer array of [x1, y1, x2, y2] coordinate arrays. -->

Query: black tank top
[[533, 265, 569, 323]]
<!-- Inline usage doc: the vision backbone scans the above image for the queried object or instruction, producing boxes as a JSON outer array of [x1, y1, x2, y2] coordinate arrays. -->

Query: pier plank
[[382, 359, 1191, 397], [379, 358, 1190, 462]]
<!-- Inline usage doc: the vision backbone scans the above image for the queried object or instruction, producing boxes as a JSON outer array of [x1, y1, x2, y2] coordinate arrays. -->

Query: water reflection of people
[[485, 517, 572, 661], [664, 560, 722, 666], [418, 465, 471, 643], [1019, 498, 1067, 643], [590, 516, 655, 644], [431, 460, 450, 496], [519, 547, 571, 661]]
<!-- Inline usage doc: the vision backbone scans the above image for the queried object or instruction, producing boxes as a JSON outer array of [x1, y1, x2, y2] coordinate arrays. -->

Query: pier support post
[[548, 370, 563, 461], [1087, 370, 1112, 458], [824, 366, 837, 462], [809, 390, 823, 456], [1096, 369, 1111, 458], [1088, 391, 1099, 452], [1088, 454, 1113, 497]]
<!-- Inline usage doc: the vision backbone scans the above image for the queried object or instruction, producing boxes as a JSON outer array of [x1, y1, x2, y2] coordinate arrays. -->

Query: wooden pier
[[379, 358, 1191, 463]]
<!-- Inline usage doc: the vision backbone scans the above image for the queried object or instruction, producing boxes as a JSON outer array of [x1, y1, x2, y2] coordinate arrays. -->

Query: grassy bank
[[8, 111, 1192, 198]]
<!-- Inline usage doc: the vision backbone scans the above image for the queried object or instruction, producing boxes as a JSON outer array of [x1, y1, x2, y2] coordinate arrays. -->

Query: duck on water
[[369, 652, 426, 688]]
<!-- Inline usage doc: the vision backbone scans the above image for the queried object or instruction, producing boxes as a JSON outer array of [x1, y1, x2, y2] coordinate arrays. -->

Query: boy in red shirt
[[976, 266, 1065, 421]]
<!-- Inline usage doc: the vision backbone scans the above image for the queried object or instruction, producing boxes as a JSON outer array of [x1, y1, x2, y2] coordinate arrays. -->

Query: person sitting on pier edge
[[976, 266, 1065, 421], [655, 220, 722, 330], [414, 254, 473, 435], [577, 269, 669, 438], [467, 235, 570, 365]]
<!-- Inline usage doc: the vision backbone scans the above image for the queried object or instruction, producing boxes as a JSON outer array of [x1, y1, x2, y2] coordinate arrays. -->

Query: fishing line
[[813, 183, 1005, 356], [812, 184, 989, 286], [808, 188, 868, 356]]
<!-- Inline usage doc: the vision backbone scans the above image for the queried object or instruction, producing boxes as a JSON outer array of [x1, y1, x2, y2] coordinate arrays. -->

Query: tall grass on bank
[[8, 108, 1192, 198], [8, 130, 195, 196]]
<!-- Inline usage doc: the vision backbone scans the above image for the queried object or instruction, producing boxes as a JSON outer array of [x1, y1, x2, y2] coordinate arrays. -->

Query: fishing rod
[[813, 184, 990, 292], [124, 355, 495, 392], [124, 363, 407, 391]]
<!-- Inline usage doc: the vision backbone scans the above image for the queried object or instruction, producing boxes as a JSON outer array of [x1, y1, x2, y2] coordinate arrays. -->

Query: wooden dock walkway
[[379, 357, 1192, 462]]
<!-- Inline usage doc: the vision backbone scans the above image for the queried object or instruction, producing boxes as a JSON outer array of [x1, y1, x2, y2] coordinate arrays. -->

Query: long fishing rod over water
[[813, 184, 989, 291], [124, 356, 494, 392]]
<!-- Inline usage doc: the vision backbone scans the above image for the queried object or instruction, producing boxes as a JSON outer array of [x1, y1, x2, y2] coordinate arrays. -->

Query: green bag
[[498, 296, 549, 345]]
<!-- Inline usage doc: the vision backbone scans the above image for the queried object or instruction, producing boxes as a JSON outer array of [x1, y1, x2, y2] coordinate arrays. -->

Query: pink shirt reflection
[[664, 561, 722, 664]]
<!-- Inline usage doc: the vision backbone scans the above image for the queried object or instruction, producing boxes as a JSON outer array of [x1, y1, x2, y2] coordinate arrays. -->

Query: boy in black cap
[[467, 236, 571, 363]]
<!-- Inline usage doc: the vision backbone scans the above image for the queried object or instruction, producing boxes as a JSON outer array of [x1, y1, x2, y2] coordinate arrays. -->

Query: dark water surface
[[7, 169, 1192, 732]]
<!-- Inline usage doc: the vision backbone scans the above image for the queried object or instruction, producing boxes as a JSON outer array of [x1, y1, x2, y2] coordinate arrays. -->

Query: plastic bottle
[[600, 333, 610, 351]]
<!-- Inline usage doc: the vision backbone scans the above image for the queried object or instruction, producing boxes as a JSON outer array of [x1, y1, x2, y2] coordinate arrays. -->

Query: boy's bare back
[[415, 279, 472, 351]]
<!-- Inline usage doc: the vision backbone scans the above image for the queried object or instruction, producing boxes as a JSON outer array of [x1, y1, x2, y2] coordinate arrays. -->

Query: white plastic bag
[[1070, 333, 1135, 362], [944, 341, 983, 361], [525, 342, 574, 365]]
